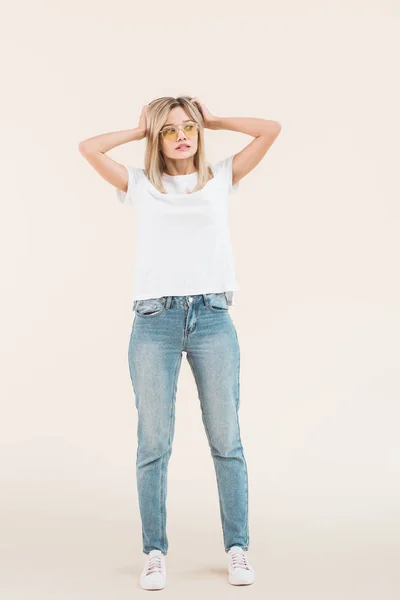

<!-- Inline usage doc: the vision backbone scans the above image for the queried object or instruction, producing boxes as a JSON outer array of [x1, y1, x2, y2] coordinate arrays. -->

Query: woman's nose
[[176, 125, 188, 140]]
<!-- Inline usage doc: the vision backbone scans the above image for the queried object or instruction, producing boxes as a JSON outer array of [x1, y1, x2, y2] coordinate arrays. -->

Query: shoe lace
[[230, 550, 250, 570], [145, 555, 162, 575]]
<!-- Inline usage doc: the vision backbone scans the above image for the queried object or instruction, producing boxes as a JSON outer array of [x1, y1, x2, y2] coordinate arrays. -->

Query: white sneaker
[[227, 546, 255, 585], [139, 549, 167, 590]]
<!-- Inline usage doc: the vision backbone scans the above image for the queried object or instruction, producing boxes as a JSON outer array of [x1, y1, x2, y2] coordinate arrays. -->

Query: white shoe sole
[[139, 576, 167, 590], [229, 569, 255, 585]]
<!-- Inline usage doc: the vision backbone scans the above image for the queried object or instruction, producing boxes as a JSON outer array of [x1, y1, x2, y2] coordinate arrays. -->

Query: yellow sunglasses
[[159, 120, 199, 142]]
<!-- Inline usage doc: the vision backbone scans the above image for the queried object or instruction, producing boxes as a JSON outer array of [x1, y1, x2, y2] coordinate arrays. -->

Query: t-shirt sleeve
[[115, 165, 144, 205], [212, 154, 239, 193]]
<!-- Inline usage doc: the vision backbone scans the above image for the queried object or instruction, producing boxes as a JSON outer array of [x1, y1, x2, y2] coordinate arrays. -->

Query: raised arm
[[78, 105, 148, 193], [78, 128, 145, 193], [209, 116, 281, 187]]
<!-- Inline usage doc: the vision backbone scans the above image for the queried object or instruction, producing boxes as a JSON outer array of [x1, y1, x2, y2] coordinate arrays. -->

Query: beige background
[[1, 1, 399, 598]]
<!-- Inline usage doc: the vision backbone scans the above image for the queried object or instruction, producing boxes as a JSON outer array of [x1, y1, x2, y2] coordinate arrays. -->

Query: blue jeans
[[127, 292, 249, 556]]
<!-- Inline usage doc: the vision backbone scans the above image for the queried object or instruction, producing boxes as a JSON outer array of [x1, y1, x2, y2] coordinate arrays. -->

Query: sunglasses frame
[[159, 120, 199, 141]]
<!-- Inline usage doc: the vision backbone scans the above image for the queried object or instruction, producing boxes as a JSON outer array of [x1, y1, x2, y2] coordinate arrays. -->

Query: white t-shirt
[[116, 154, 240, 308]]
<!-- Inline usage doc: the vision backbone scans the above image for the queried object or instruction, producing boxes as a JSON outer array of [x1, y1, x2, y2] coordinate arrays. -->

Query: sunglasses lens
[[162, 122, 197, 141], [163, 128, 177, 141]]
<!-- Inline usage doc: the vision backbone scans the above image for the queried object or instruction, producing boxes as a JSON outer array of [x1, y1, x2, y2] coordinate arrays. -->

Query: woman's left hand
[[190, 98, 217, 129]]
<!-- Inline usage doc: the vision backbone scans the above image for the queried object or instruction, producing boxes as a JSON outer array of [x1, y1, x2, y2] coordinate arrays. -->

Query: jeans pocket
[[206, 292, 229, 313], [135, 297, 166, 318]]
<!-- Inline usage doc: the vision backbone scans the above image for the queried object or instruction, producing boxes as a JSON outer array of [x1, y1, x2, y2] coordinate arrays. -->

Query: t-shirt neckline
[[162, 171, 198, 178]]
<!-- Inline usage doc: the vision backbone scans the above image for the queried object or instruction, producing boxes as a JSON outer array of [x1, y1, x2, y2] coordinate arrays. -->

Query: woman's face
[[159, 106, 198, 161]]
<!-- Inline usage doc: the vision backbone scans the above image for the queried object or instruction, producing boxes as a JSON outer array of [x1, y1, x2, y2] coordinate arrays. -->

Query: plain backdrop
[[1, 1, 399, 598]]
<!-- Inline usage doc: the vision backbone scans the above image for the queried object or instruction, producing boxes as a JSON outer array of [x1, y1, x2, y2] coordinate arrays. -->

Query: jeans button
[[188, 297, 193, 303]]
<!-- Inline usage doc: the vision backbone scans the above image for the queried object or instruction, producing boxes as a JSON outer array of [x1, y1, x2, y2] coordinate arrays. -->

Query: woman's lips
[[176, 146, 190, 151]]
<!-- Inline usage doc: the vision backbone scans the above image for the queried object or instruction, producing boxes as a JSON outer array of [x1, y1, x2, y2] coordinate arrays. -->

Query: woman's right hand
[[137, 105, 149, 139]]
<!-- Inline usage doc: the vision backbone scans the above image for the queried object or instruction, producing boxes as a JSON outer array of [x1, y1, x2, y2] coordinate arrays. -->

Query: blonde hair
[[144, 96, 213, 194]]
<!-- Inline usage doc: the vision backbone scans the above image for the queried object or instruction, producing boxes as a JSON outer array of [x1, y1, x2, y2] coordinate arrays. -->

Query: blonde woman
[[79, 97, 281, 590]]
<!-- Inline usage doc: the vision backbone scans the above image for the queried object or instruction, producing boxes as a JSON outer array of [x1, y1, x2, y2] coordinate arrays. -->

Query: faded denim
[[127, 292, 249, 556]]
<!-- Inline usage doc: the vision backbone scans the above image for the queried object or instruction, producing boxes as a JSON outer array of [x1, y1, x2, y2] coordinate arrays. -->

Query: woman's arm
[[209, 116, 280, 137], [78, 128, 146, 194], [78, 106, 149, 193], [210, 116, 281, 187], [78, 127, 145, 154]]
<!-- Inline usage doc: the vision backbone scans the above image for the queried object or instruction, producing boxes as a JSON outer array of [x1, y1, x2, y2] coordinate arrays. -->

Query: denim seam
[[205, 293, 229, 313], [206, 305, 229, 313], [233, 324, 249, 550], [161, 352, 182, 553], [135, 299, 166, 318], [187, 355, 227, 544]]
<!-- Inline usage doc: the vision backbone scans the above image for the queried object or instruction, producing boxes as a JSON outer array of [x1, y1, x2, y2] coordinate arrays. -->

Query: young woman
[[79, 96, 281, 590]]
